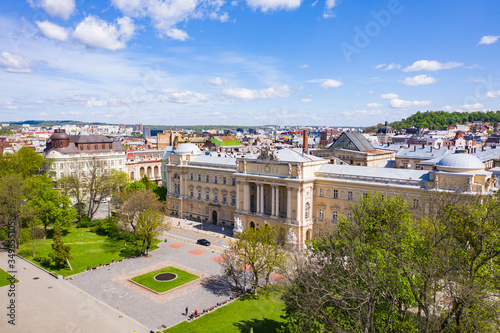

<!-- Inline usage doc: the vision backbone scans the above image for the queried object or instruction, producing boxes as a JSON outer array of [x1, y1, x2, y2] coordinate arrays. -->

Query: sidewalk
[[169, 217, 236, 243]]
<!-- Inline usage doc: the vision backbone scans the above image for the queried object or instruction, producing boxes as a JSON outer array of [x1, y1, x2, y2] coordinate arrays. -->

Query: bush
[[34, 256, 52, 266]]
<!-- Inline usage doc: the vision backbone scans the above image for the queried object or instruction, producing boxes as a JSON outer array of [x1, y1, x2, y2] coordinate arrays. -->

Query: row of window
[[189, 173, 235, 186], [78, 143, 113, 150], [317, 209, 351, 221], [318, 188, 369, 201]]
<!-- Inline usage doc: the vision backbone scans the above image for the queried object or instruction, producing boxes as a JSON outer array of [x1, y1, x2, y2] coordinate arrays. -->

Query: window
[[232, 178, 235, 186], [198, 174, 201, 181], [190, 173, 193, 180], [214, 193, 218, 201], [176, 202, 178, 209], [363, 192, 368, 199], [214, 176, 218, 184], [346, 213, 352, 219], [319, 188, 324, 197], [222, 210, 226, 219], [190, 204, 193, 212], [206, 175, 209, 182], [206, 207, 209, 214], [305, 202, 310, 219], [347, 191, 353, 201], [231, 195, 236, 205], [222, 194, 227, 203], [331, 211, 338, 222], [318, 209, 324, 219], [87, 144, 90, 149], [413, 199, 419, 209], [206, 192, 209, 200], [223, 177, 226, 184], [190, 189, 193, 197], [197, 191, 201, 199], [172, 201, 175, 208], [102, 144, 105, 149], [197, 206, 201, 213], [333, 189, 338, 199], [95, 144, 98, 150], [79, 145, 83, 150]]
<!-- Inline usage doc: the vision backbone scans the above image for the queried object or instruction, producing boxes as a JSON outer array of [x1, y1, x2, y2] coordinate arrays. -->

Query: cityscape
[[2, 0, 500, 332]]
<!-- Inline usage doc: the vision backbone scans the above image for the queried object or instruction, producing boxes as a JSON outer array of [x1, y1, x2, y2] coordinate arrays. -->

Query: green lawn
[[131, 266, 199, 293], [0, 268, 19, 287], [165, 288, 286, 333], [18, 226, 160, 277]]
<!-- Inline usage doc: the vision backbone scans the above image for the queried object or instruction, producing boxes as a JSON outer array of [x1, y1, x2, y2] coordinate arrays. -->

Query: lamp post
[[243, 250, 247, 293]]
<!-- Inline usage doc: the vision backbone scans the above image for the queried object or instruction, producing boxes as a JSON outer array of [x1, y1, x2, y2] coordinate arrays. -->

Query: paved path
[[0, 251, 148, 333], [68, 239, 236, 331]]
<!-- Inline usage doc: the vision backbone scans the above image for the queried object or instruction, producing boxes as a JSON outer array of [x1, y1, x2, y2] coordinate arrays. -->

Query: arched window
[[222, 194, 227, 203], [305, 202, 310, 219], [318, 209, 324, 220], [331, 211, 338, 222]]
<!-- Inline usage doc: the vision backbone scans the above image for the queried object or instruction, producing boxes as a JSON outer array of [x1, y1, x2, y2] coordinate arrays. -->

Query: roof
[[436, 153, 484, 171], [317, 163, 430, 183], [71, 135, 113, 143], [396, 147, 452, 160], [330, 132, 375, 152], [174, 143, 202, 155]]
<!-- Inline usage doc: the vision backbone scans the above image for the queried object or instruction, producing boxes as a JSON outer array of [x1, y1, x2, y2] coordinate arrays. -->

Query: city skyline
[[1, 0, 500, 126]]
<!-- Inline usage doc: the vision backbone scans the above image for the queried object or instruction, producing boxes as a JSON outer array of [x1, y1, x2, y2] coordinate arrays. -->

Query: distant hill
[[366, 110, 500, 132]]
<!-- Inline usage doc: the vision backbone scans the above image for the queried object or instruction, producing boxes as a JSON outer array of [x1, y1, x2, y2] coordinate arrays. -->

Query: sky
[[0, 0, 500, 127]]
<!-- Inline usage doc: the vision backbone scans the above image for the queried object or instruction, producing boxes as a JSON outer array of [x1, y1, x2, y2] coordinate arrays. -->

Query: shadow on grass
[[233, 318, 284, 333], [200, 275, 235, 297]]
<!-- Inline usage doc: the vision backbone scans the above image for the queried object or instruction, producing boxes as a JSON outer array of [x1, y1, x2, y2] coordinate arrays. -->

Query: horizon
[[1, 1, 500, 126]]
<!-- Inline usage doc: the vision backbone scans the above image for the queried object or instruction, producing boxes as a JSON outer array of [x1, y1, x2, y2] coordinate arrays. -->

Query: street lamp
[[243, 250, 247, 293]]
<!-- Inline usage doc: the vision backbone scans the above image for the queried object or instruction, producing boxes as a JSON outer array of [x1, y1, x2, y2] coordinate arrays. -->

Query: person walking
[[185, 306, 188, 315]]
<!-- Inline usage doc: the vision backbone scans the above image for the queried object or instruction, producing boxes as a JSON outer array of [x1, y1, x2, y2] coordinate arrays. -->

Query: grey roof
[[317, 163, 431, 183], [190, 154, 237, 167], [396, 147, 452, 160], [245, 148, 324, 163], [71, 135, 113, 143], [330, 132, 375, 152]]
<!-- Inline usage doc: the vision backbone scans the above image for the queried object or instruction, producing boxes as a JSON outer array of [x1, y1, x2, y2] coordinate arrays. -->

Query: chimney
[[303, 130, 308, 154]]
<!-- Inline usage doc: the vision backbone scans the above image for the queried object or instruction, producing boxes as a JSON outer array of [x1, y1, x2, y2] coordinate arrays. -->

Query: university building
[[162, 142, 497, 246]]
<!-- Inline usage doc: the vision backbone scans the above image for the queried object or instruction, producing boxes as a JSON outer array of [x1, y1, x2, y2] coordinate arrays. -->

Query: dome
[[50, 129, 70, 141], [378, 121, 395, 134], [174, 143, 202, 155], [436, 153, 484, 171]]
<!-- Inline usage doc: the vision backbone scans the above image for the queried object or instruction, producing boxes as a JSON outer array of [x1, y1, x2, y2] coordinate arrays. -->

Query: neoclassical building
[[162, 143, 497, 245], [125, 149, 163, 184], [45, 129, 126, 181]]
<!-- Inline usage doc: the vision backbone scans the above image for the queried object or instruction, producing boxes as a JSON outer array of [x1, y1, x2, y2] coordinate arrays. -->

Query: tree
[[0, 146, 46, 179], [49, 224, 72, 268], [222, 224, 286, 295], [0, 174, 30, 252], [135, 208, 170, 255], [121, 189, 164, 254]]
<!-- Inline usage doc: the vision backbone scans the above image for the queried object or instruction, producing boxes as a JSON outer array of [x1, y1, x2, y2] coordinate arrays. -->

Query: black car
[[197, 239, 211, 246]]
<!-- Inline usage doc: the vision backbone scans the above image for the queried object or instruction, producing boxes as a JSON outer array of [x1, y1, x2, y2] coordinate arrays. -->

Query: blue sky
[[0, 0, 499, 127]]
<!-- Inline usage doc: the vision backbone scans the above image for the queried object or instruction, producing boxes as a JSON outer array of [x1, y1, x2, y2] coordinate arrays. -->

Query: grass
[[18, 226, 161, 277], [165, 288, 286, 333], [131, 266, 199, 293], [0, 268, 19, 287]]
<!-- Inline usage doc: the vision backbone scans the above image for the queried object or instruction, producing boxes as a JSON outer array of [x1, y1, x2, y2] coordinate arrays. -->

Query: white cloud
[[161, 88, 211, 104], [324, 0, 339, 18], [208, 77, 228, 86], [461, 103, 484, 110], [403, 60, 463, 72], [29, 0, 75, 20], [223, 85, 291, 100], [390, 98, 431, 109], [367, 102, 382, 108], [442, 105, 454, 111], [40, 112, 48, 116], [478, 35, 500, 45], [36, 21, 69, 42], [246, 0, 302, 12], [486, 90, 500, 98], [0, 52, 35, 73], [301, 98, 312, 102], [380, 93, 398, 99], [73, 16, 136, 51], [375, 63, 400, 71], [112, 0, 226, 41], [299, 64, 309, 68], [309, 78, 343, 89], [342, 109, 383, 117], [400, 75, 437, 86]]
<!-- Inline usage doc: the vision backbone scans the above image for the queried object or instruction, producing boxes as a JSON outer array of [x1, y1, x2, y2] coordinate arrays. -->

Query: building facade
[[162, 143, 497, 246]]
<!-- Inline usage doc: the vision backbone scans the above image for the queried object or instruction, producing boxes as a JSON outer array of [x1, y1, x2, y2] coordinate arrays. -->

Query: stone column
[[296, 188, 302, 225], [287, 187, 292, 220], [256, 183, 261, 214], [275, 186, 280, 217], [271, 185, 276, 216], [236, 180, 240, 210], [259, 184, 264, 214], [243, 182, 250, 211]]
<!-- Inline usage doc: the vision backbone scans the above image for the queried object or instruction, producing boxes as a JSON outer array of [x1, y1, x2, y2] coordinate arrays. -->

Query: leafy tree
[[49, 224, 72, 268], [121, 189, 164, 253], [222, 225, 286, 295], [135, 208, 170, 255], [0, 174, 29, 252]]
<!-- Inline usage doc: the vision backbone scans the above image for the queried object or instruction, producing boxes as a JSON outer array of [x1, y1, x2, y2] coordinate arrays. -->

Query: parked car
[[196, 239, 211, 246]]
